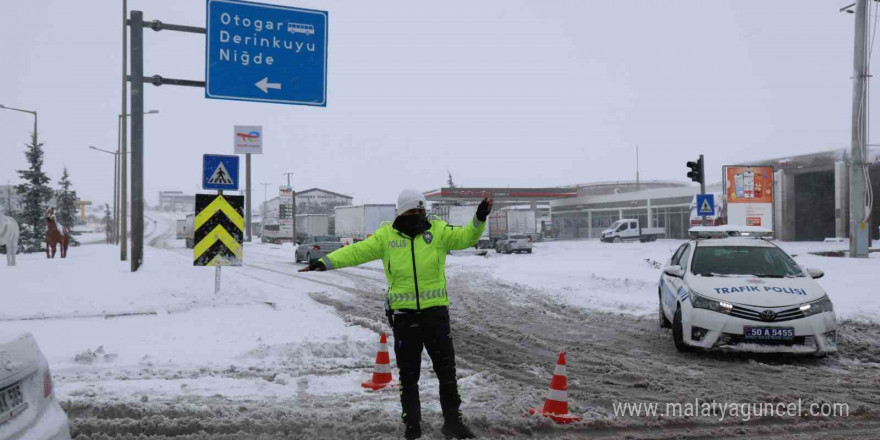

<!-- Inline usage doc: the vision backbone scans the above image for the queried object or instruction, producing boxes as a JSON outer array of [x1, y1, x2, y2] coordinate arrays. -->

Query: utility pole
[[120, 0, 129, 261], [850, 0, 871, 258], [635, 144, 640, 191], [130, 9, 144, 271], [261, 182, 270, 216], [282, 172, 295, 243]]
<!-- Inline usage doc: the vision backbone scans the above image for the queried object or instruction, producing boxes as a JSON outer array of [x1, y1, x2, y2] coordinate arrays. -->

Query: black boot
[[404, 422, 422, 440], [440, 417, 475, 439]]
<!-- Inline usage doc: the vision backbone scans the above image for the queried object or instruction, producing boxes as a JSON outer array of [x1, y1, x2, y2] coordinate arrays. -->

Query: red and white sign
[[724, 166, 774, 230], [234, 125, 262, 154]]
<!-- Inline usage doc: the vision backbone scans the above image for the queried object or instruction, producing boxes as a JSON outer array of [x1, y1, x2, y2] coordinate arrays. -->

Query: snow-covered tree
[[15, 130, 53, 253], [56, 167, 79, 246], [103, 203, 113, 243], [56, 167, 79, 229]]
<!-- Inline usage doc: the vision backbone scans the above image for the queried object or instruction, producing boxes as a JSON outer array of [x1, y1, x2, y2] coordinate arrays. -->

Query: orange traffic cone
[[530, 351, 581, 424], [362, 332, 396, 390]]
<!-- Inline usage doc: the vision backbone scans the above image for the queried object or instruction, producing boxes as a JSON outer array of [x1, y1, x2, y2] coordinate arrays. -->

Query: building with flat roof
[[549, 148, 880, 241]]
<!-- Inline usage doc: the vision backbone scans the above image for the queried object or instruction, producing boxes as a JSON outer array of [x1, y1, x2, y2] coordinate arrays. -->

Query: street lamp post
[[0, 104, 38, 135], [88, 146, 128, 243], [117, 110, 158, 260]]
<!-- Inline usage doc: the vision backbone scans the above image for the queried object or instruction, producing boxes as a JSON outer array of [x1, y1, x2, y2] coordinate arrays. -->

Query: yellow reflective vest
[[320, 217, 485, 310]]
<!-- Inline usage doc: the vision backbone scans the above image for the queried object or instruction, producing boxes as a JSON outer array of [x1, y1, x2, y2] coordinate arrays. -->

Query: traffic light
[[686, 156, 704, 184]]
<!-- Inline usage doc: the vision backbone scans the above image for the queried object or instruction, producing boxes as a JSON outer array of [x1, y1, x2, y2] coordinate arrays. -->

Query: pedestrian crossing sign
[[202, 154, 239, 191], [696, 194, 715, 217]]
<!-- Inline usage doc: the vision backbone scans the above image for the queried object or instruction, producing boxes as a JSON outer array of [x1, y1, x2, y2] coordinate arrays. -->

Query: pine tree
[[14, 130, 53, 253], [56, 167, 79, 246], [103, 203, 113, 243], [56, 167, 78, 227]]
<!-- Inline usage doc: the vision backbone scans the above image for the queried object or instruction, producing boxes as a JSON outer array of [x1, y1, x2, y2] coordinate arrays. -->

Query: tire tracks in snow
[[67, 221, 880, 439]]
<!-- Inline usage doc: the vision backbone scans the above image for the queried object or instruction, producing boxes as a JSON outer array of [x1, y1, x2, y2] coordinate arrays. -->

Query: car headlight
[[689, 291, 733, 314], [800, 296, 834, 316]]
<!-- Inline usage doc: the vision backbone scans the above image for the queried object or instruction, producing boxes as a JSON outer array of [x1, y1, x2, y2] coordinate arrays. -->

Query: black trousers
[[391, 306, 462, 425]]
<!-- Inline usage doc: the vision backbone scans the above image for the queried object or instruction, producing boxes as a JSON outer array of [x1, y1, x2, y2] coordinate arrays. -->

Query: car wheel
[[659, 291, 672, 329], [613, 236, 622, 243], [526, 249, 532, 254], [495, 247, 500, 253], [673, 306, 692, 352]]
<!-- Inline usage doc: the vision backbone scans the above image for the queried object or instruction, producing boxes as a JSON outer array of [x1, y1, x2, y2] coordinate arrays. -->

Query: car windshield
[[314, 236, 339, 242], [608, 220, 623, 230], [691, 246, 804, 277]]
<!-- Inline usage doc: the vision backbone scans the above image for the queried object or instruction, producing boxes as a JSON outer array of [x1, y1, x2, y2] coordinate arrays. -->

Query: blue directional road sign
[[203, 154, 240, 191], [696, 194, 715, 217], [205, 0, 328, 106]]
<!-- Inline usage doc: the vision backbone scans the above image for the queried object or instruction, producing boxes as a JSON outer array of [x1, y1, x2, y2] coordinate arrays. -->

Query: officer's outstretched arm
[[317, 234, 383, 270], [441, 196, 491, 251], [441, 217, 487, 251]]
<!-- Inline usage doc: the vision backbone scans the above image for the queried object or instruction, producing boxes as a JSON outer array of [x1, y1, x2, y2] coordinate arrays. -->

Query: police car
[[658, 227, 837, 354]]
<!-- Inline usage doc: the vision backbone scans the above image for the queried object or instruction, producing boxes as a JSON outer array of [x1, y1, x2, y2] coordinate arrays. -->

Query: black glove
[[298, 260, 326, 272], [476, 197, 493, 222]]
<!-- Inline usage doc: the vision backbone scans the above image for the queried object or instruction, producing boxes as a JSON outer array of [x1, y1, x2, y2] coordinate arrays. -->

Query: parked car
[[494, 234, 532, 254], [295, 236, 345, 263], [0, 331, 71, 440]]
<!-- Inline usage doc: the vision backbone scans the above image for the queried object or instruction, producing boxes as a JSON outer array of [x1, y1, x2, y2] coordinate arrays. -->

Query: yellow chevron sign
[[193, 194, 244, 266]]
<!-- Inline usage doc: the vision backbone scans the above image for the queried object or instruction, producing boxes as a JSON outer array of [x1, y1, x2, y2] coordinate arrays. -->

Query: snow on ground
[[3, 214, 879, 438], [447, 240, 681, 316], [445, 239, 880, 322], [0, 221, 385, 410]]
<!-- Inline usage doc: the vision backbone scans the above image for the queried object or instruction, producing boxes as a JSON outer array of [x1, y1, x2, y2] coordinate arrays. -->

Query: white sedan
[[0, 331, 70, 440], [658, 236, 837, 354]]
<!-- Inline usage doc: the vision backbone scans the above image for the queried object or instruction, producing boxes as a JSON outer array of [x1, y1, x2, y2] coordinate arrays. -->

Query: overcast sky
[[0, 0, 872, 206]]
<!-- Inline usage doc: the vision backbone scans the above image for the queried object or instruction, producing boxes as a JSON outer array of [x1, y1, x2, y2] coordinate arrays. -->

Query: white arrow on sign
[[255, 77, 281, 93]]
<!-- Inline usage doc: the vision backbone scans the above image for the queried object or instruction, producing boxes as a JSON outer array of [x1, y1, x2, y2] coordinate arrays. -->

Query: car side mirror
[[663, 265, 685, 278], [806, 268, 824, 279]]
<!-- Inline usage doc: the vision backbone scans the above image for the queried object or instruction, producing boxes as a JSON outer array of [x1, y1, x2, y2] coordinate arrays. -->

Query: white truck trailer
[[334, 204, 396, 241], [296, 214, 330, 238], [432, 205, 492, 248], [176, 219, 187, 239], [488, 209, 538, 246]]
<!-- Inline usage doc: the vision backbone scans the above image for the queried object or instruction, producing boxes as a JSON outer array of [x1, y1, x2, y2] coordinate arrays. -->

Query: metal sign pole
[[130, 10, 145, 272], [216, 188, 223, 294], [246, 153, 252, 242], [700, 154, 708, 227]]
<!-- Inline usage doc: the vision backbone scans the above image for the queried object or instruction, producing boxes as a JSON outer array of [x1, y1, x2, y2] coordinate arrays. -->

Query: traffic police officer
[[300, 188, 492, 439]]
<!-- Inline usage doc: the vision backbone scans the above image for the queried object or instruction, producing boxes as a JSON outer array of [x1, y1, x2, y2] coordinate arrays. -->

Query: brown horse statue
[[46, 208, 70, 259]]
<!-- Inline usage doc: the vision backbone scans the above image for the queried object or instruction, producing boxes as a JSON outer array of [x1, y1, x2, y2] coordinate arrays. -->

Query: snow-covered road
[[3, 213, 879, 439]]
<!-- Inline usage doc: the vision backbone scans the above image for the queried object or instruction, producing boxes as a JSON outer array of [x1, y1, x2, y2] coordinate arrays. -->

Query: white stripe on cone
[[546, 388, 568, 402], [377, 342, 388, 352], [553, 364, 566, 376], [374, 363, 392, 373]]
